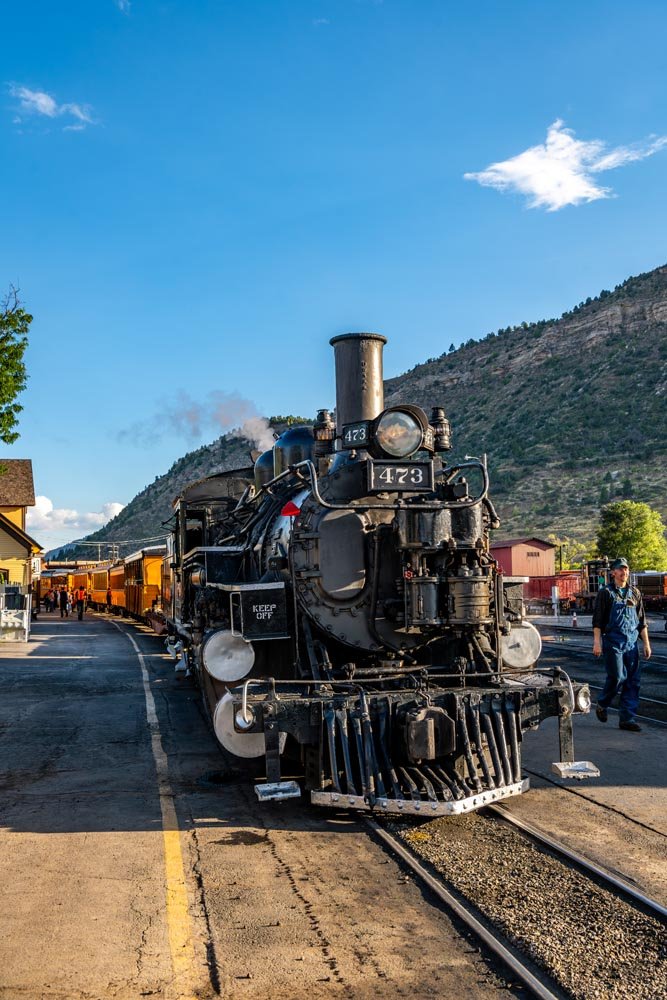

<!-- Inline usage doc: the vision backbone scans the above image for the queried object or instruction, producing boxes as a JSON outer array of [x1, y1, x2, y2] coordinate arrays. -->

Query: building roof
[[491, 537, 555, 549], [0, 511, 42, 553], [0, 459, 36, 506]]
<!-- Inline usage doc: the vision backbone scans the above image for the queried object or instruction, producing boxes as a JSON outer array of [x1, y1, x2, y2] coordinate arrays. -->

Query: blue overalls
[[598, 585, 641, 723]]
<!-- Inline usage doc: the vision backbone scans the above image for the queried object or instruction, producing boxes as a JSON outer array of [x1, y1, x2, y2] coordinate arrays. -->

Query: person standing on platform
[[59, 587, 69, 618], [75, 586, 86, 621], [592, 557, 651, 732], [106, 587, 112, 613]]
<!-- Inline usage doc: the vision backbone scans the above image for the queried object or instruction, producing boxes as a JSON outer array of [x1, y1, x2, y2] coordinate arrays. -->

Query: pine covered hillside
[[385, 264, 667, 539], [69, 264, 667, 557]]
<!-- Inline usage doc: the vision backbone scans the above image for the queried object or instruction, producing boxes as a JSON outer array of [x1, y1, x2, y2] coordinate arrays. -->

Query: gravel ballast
[[392, 812, 666, 1000]]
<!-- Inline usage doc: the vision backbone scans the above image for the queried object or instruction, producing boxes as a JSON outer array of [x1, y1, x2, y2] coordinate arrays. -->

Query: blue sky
[[2, 0, 667, 550]]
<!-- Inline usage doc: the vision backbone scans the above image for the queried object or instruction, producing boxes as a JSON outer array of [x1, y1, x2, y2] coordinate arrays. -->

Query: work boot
[[595, 704, 608, 723], [619, 720, 642, 732]]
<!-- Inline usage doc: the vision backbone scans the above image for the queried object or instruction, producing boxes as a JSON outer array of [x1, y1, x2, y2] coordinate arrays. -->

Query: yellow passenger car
[[124, 546, 166, 620]]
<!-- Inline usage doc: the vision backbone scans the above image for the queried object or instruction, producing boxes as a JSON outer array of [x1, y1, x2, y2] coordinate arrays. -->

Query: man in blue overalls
[[592, 557, 651, 732]]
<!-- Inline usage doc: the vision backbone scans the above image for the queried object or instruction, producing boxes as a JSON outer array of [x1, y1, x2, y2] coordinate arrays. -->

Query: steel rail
[[540, 637, 667, 669], [584, 684, 667, 711], [487, 805, 667, 922], [364, 817, 565, 1000]]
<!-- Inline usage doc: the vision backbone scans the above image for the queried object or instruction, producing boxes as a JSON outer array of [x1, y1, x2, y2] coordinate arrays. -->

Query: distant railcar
[[38, 570, 72, 603], [71, 568, 93, 594], [634, 571, 667, 612], [90, 565, 113, 609], [525, 572, 581, 610], [108, 564, 127, 613], [124, 546, 166, 621]]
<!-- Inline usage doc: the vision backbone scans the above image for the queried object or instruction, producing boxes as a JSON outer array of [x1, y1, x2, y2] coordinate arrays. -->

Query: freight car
[[633, 571, 667, 612], [525, 571, 581, 611], [164, 332, 596, 814]]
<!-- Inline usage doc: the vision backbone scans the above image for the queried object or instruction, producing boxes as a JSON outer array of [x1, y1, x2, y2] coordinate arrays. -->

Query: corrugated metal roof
[[492, 537, 555, 549], [0, 459, 36, 506], [124, 545, 167, 564]]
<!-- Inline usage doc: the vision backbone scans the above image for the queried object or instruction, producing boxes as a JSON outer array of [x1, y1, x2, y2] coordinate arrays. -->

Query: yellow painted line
[[110, 620, 198, 994]]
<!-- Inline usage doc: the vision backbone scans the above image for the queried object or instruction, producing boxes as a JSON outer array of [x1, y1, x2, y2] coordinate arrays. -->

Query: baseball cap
[[610, 557, 629, 569]]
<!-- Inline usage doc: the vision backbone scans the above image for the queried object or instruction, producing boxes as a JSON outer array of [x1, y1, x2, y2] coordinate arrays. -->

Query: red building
[[491, 537, 556, 578]]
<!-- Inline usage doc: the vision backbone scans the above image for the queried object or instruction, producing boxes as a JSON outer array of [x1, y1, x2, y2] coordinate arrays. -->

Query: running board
[[311, 778, 529, 815]]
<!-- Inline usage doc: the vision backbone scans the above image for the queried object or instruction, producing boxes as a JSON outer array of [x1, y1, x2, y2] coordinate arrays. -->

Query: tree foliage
[[596, 500, 667, 571], [0, 287, 31, 444], [547, 534, 597, 569]]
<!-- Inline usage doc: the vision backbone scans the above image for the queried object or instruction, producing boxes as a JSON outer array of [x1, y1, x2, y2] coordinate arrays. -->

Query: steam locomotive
[[165, 332, 596, 814]]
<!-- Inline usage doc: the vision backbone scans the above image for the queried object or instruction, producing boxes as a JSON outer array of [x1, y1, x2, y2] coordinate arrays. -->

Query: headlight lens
[[375, 410, 423, 457]]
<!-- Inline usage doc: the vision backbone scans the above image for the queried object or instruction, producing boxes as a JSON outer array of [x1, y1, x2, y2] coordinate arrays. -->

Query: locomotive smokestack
[[329, 332, 387, 435]]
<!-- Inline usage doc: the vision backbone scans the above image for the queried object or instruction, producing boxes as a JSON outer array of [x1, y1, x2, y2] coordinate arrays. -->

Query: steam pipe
[[329, 332, 387, 435]]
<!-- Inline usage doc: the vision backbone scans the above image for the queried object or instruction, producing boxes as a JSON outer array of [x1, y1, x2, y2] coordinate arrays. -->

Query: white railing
[[0, 586, 32, 642]]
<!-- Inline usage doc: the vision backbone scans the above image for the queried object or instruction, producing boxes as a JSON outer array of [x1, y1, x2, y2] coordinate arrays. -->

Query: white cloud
[[115, 1, 131, 12], [8, 84, 95, 130], [27, 496, 125, 535], [464, 120, 667, 211]]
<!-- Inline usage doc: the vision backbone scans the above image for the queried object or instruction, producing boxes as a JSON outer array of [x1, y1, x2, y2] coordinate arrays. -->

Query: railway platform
[[1, 613, 531, 999]]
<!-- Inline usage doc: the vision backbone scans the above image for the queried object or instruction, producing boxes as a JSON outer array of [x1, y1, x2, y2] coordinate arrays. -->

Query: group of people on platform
[[41, 587, 89, 621]]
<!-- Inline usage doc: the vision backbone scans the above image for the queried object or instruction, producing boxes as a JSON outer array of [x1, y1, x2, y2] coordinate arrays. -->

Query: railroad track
[[486, 804, 667, 921], [366, 816, 566, 1000], [540, 635, 667, 668], [367, 806, 667, 1000]]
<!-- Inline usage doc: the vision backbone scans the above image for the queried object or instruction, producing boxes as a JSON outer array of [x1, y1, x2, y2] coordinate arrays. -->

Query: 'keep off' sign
[[238, 588, 289, 640]]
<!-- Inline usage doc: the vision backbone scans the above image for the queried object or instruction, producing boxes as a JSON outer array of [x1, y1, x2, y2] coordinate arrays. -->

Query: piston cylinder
[[447, 576, 492, 625]]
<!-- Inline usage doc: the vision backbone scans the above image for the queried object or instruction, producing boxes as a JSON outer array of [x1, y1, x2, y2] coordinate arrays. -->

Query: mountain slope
[[385, 264, 667, 537], [67, 264, 667, 556]]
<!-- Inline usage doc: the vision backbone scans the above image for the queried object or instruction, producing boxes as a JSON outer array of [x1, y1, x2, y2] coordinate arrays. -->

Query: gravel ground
[[390, 812, 667, 1000]]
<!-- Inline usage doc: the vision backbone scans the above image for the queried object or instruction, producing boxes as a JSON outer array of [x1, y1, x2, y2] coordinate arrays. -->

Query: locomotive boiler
[[165, 332, 597, 814]]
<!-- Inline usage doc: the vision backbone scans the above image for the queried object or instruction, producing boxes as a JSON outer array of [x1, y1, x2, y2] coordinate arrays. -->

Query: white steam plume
[[119, 390, 277, 452]]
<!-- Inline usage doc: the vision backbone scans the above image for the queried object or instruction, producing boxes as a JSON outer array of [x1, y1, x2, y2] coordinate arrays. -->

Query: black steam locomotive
[[165, 333, 596, 814]]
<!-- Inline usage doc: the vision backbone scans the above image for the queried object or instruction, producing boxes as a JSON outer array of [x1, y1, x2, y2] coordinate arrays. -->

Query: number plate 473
[[367, 460, 434, 492]]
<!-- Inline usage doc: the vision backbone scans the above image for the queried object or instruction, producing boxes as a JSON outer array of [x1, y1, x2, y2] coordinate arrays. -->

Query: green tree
[[0, 287, 31, 444], [547, 534, 597, 570], [596, 500, 667, 571]]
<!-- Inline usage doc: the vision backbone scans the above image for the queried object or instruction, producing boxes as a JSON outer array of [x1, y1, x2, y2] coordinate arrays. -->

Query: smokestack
[[329, 332, 387, 435]]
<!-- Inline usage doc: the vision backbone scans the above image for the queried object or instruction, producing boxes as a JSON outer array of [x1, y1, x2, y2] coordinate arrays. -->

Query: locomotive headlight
[[375, 408, 424, 458]]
